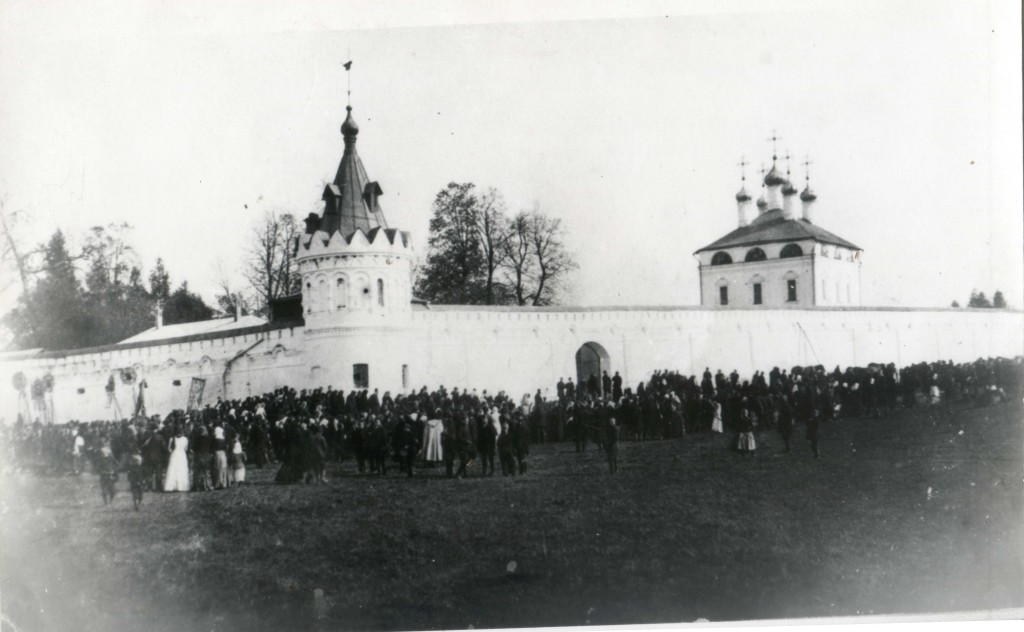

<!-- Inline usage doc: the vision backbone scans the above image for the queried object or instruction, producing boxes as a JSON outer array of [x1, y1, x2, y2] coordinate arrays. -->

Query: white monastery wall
[[409, 307, 1023, 398], [1, 308, 1020, 424]]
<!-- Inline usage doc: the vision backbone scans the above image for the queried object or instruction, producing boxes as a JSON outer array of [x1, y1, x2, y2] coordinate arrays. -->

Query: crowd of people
[[1, 355, 1019, 499]]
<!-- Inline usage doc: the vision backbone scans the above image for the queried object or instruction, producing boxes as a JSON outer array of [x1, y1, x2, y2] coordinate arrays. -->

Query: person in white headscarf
[[422, 415, 444, 464], [230, 434, 246, 485], [212, 425, 229, 489]]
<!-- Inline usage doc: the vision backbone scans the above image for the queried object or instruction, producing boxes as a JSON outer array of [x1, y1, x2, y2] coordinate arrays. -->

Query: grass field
[[2, 401, 1022, 632]]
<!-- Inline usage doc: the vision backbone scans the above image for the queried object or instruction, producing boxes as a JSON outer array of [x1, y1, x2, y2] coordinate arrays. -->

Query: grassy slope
[[1, 402, 1021, 632]]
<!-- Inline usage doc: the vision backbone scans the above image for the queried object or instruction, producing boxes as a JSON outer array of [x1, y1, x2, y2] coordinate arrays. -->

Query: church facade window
[[753, 283, 762, 305], [711, 251, 733, 266], [744, 247, 767, 262], [780, 243, 803, 258], [787, 279, 797, 302], [719, 286, 729, 306], [377, 279, 385, 306]]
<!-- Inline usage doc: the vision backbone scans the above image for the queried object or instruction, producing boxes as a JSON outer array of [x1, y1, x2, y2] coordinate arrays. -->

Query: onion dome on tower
[[763, 165, 787, 187]]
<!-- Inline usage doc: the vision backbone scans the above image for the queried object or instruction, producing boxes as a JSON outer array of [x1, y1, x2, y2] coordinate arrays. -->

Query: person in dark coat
[[365, 417, 389, 475], [441, 419, 456, 477], [191, 426, 214, 491], [794, 383, 821, 458], [127, 448, 145, 510], [478, 415, 497, 476], [454, 418, 476, 478], [806, 388, 822, 458], [602, 371, 612, 399], [274, 420, 309, 484], [776, 394, 794, 453], [392, 416, 420, 477], [611, 372, 623, 402], [497, 420, 515, 476], [605, 416, 619, 474], [511, 416, 530, 475], [573, 403, 589, 452], [140, 426, 167, 492], [307, 424, 328, 484]]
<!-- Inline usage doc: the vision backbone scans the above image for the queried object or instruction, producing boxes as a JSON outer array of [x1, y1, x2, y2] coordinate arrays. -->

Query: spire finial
[[737, 156, 748, 183], [340, 58, 359, 138], [784, 151, 792, 177], [767, 130, 780, 163], [760, 163, 766, 187], [343, 56, 353, 108], [802, 155, 813, 182]]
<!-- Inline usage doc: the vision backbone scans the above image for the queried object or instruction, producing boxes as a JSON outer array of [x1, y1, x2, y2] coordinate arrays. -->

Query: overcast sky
[[1, 0, 1021, 319]]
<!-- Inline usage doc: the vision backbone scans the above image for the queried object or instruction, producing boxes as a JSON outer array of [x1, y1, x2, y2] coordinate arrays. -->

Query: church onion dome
[[756, 195, 767, 210], [735, 187, 751, 202], [782, 180, 798, 196], [763, 164, 786, 186], [800, 186, 817, 202], [341, 106, 359, 137]]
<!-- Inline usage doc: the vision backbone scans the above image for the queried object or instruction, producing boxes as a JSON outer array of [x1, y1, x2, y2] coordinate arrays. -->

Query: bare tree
[[213, 259, 251, 318], [476, 187, 509, 305], [84, 222, 138, 292], [528, 210, 576, 306], [0, 197, 40, 297], [244, 210, 300, 317], [502, 210, 534, 305]]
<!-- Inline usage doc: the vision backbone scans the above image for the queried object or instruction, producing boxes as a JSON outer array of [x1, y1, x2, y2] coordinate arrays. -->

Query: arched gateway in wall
[[575, 342, 610, 395]]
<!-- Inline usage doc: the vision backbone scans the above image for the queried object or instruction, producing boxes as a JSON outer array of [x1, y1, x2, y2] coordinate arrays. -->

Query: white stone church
[[2, 102, 1021, 424]]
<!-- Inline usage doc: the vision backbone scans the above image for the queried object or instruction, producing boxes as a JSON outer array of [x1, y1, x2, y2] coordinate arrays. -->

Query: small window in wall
[[402, 364, 409, 389], [306, 282, 312, 313], [719, 286, 729, 306], [377, 279, 385, 307], [336, 278, 347, 309], [753, 283, 762, 305], [787, 279, 797, 302], [353, 363, 369, 389], [173, 379, 182, 386], [77, 387, 86, 394]]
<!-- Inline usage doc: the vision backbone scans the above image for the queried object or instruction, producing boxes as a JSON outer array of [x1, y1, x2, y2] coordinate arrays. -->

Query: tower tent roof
[[695, 210, 860, 253], [319, 106, 389, 237]]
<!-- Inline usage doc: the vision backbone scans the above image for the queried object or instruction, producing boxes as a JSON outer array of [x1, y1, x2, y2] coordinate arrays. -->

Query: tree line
[[0, 181, 574, 351], [414, 182, 576, 306], [951, 290, 1008, 309], [0, 205, 302, 352]]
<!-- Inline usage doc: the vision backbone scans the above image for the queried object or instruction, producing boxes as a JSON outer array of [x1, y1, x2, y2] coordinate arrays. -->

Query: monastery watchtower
[[294, 102, 416, 388]]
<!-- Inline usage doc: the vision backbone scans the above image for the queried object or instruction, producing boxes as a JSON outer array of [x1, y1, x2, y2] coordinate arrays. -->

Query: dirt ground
[[2, 401, 1021, 631]]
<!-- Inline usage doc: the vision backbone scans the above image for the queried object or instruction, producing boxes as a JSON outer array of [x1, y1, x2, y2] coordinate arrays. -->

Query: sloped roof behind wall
[[696, 212, 861, 253], [117, 315, 267, 345]]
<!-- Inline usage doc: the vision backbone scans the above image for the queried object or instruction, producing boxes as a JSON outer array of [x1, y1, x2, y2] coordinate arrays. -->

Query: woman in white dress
[[711, 400, 724, 433], [164, 427, 190, 492]]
